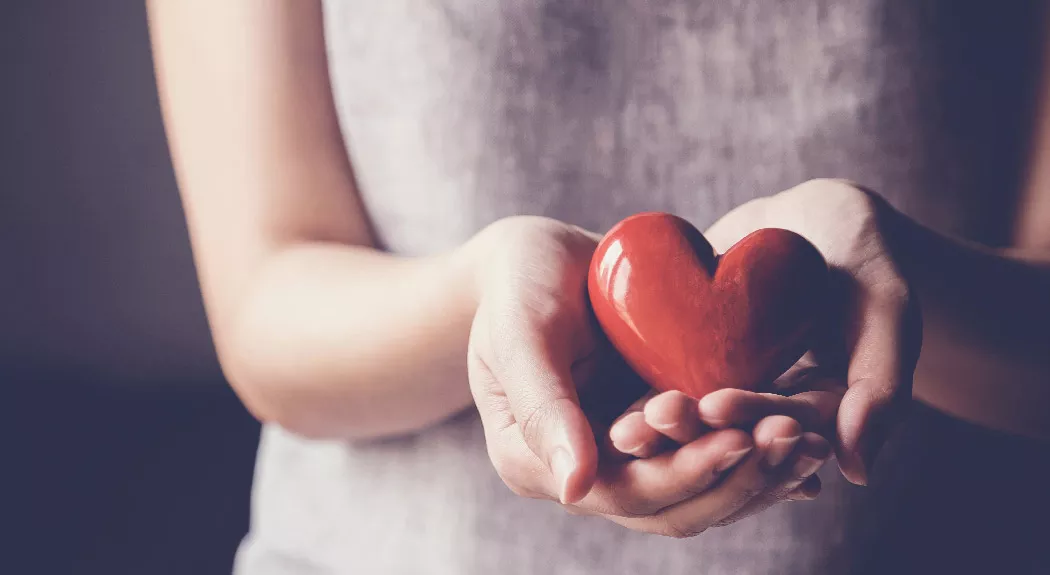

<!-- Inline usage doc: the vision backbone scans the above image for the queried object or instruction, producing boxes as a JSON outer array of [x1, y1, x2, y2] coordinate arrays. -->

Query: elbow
[[219, 356, 326, 440], [215, 327, 341, 440], [215, 330, 428, 442], [210, 272, 468, 441]]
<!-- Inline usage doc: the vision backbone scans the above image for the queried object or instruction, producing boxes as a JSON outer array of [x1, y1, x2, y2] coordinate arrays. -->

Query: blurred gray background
[[3, 2, 259, 574]]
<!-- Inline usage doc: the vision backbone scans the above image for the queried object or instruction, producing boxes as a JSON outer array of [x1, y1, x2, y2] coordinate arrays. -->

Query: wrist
[[871, 191, 1050, 439], [453, 216, 601, 307], [450, 219, 506, 311]]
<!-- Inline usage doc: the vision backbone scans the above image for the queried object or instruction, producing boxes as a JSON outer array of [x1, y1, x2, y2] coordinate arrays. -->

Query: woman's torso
[[236, 2, 1049, 573]]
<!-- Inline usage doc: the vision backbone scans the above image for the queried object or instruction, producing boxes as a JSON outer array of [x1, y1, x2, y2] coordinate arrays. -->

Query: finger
[[607, 443, 777, 537], [714, 432, 831, 524], [643, 390, 708, 444], [697, 386, 842, 431], [609, 411, 666, 458], [599, 417, 806, 537], [474, 299, 599, 504], [777, 433, 832, 492], [485, 427, 559, 500], [468, 346, 558, 501], [771, 353, 846, 393], [752, 414, 804, 469], [569, 429, 754, 517], [502, 353, 596, 504], [785, 474, 823, 501], [837, 287, 919, 486], [608, 389, 663, 458]]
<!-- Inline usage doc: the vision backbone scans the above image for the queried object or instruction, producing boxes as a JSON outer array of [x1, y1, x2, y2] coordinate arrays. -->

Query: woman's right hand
[[465, 216, 832, 538]]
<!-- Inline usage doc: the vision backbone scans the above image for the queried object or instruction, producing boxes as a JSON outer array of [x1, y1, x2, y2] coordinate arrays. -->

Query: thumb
[[480, 300, 600, 504], [837, 288, 919, 485]]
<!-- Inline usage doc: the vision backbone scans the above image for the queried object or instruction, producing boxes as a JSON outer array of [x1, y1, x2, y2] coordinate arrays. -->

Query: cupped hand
[[466, 216, 829, 537], [610, 179, 921, 487], [610, 387, 839, 511]]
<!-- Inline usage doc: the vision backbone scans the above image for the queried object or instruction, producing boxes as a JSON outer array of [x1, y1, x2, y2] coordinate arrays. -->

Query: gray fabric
[[236, 1, 1046, 573]]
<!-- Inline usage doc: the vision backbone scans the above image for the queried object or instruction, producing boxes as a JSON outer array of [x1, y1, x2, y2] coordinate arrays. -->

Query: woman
[[148, 1, 1050, 573]]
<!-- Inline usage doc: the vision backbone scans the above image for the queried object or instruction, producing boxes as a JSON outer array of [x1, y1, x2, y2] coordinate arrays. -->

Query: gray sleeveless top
[[235, 2, 1049, 574]]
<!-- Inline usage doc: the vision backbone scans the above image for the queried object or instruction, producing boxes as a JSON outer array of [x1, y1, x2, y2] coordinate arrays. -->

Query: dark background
[[3, 2, 259, 574]]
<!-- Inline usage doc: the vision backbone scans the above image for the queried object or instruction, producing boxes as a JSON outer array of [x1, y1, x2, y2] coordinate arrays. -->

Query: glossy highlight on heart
[[588, 212, 830, 399]]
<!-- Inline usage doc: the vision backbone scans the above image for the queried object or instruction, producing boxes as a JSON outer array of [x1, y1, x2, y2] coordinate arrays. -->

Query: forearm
[[222, 240, 483, 440], [148, 0, 480, 439], [883, 202, 1050, 439]]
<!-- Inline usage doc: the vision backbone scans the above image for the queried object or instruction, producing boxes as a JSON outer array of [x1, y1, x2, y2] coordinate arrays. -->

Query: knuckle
[[610, 495, 654, 519], [517, 401, 558, 448], [788, 178, 866, 202], [770, 478, 805, 500], [848, 378, 895, 409], [663, 521, 706, 540], [679, 480, 714, 501], [726, 485, 765, 513], [481, 278, 565, 330], [868, 276, 911, 305], [591, 485, 654, 518], [483, 291, 579, 371], [515, 284, 568, 331], [481, 216, 566, 257]]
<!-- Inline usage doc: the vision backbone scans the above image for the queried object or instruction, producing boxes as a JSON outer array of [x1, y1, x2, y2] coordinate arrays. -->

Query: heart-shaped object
[[588, 212, 830, 399]]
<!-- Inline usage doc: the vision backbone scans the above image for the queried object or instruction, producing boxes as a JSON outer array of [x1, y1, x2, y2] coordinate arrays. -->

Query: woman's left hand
[[609, 179, 922, 504]]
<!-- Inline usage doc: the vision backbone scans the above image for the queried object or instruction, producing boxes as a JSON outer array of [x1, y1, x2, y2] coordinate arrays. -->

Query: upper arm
[[147, 0, 371, 339]]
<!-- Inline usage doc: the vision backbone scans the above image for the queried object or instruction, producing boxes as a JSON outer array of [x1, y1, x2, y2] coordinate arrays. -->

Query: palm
[[703, 180, 921, 484], [469, 216, 825, 537]]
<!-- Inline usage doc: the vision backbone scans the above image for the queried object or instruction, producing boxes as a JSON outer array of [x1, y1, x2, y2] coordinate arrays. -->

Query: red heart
[[588, 212, 830, 399]]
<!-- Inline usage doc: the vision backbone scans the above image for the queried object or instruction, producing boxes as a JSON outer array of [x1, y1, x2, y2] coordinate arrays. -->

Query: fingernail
[[838, 460, 869, 487], [793, 455, 826, 479], [697, 400, 727, 428], [609, 425, 645, 455], [714, 447, 753, 474], [779, 455, 826, 494], [612, 439, 647, 456], [610, 429, 642, 454], [550, 448, 576, 504], [764, 436, 801, 468], [703, 417, 728, 429], [787, 490, 817, 502], [650, 420, 678, 431]]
